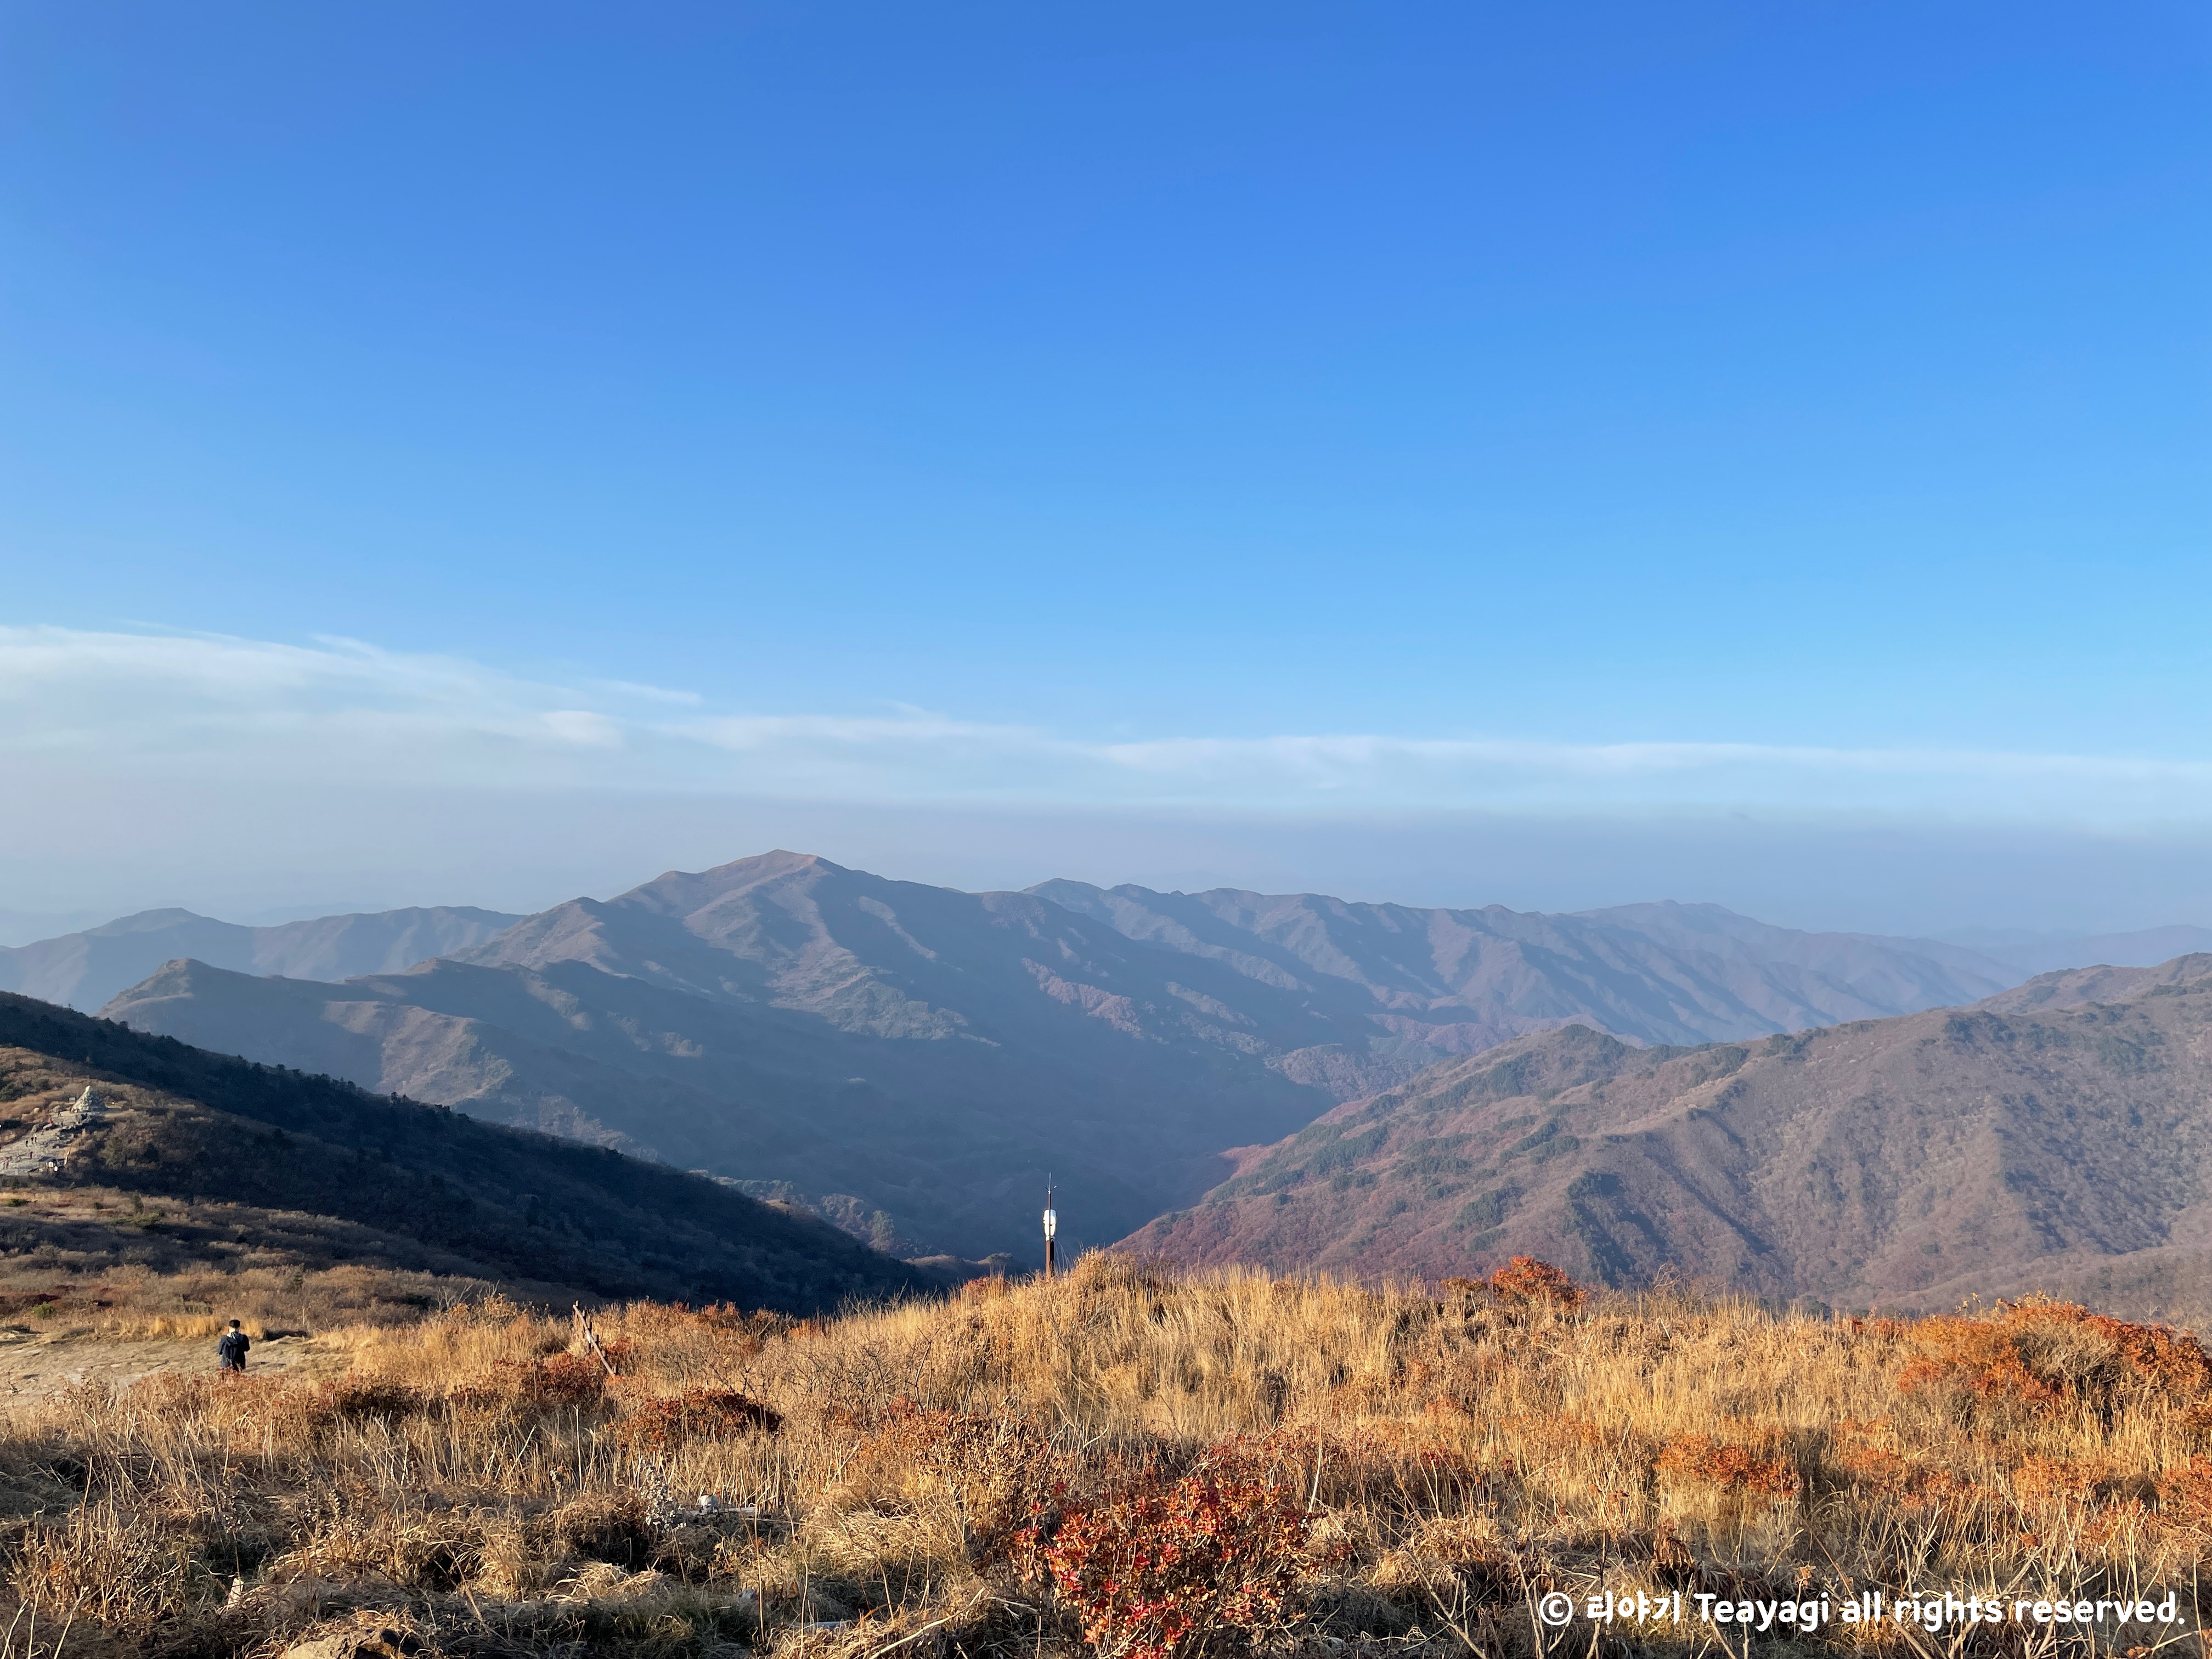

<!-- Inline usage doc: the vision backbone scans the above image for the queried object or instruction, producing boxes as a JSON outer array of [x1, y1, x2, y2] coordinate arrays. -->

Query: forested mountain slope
[[1127, 960, 2212, 1320], [0, 992, 929, 1312]]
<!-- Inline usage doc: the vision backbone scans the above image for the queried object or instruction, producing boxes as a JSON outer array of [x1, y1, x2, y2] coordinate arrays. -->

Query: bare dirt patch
[[0, 1328, 347, 1398]]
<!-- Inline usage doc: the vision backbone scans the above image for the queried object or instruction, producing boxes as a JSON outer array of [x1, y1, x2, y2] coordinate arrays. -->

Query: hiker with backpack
[[216, 1319, 250, 1374]]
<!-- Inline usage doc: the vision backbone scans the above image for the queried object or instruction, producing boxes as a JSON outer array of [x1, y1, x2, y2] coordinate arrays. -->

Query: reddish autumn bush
[[1487, 1256, 1584, 1311], [1895, 1329, 2062, 1409], [449, 1351, 607, 1410], [1825, 1421, 1984, 1515], [2011, 1454, 2111, 1506], [1895, 1299, 2212, 1420], [2006, 1300, 2212, 1405], [528, 1350, 610, 1404], [613, 1388, 782, 1452], [1035, 1446, 1319, 1659], [1655, 1434, 1796, 1497], [2158, 1455, 2212, 1528]]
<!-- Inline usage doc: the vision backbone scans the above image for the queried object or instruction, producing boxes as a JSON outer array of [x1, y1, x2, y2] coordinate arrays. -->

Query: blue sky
[[1, 2, 2208, 932]]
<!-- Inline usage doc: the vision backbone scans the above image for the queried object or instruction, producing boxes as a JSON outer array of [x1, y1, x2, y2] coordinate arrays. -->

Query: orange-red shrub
[[1655, 1434, 1796, 1497], [450, 1351, 607, 1410], [1488, 1257, 1584, 1311], [1035, 1446, 1319, 1659], [1825, 1420, 1986, 1515], [614, 1388, 781, 1452], [1896, 1338, 2062, 1408], [1894, 1300, 2212, 1419], [2011, 1455, 2112, 1507], [529, 1351, 610, 1404], [2158, 1455, 2212, 1528], [2007, 1300, 2212, 1403]]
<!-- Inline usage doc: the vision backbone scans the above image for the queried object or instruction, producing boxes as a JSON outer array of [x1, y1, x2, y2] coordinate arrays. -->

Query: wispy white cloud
[[584, 678, 706, 707], [3, 623, 2208, 824]]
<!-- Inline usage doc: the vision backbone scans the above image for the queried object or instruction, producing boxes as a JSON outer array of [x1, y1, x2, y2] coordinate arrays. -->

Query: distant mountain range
[[1949, 926, 2212, 979], [0, 905, 521, 1011], [1127, 955, 2212, 1321], [1036, 882, 2016, 1066], [70, 849, 2184, 1263]]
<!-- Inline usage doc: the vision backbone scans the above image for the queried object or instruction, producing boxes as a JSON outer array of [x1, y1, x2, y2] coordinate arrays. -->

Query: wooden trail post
[[573, 1303, 619, 1376]]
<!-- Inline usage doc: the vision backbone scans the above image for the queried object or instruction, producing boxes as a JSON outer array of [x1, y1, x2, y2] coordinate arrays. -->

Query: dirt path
[[0, 1329, 349, 1397]]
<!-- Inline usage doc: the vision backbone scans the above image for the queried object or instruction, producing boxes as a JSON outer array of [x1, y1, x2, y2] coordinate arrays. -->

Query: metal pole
[[1043, 1181, 1058, 1282]]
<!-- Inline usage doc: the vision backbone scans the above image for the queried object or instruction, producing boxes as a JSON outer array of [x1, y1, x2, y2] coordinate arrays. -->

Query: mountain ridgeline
[[94, 853, 2046, 1262], [0, 905, 521, 1012], [0, 991, 930, 1312], [1129, 956, 2212, 1321]]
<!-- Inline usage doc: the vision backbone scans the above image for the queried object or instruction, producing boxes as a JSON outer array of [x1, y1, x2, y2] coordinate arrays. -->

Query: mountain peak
[[88, 907, 228, 935], [605, 850, 854, 922], [703, 848, 837, 876]]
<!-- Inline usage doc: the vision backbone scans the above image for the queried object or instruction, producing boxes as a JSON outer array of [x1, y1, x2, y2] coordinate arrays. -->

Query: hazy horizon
[[8, 785, 2212, 948], [4, 5, 2205, 946]]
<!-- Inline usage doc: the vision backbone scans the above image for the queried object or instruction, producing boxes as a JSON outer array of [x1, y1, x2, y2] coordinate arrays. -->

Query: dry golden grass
[[0, 1233, 481, 1342], [2, 1255, 2210, 1659]]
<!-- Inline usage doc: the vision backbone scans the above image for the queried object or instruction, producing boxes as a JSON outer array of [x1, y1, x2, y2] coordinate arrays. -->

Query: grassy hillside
[[8, 1255, 2212, 1658], [0, 992, 933, 1315], [1127, 964, 2212, 1316]]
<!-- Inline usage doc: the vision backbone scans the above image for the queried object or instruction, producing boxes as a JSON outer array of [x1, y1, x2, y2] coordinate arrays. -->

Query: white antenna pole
[[1042, 1173, 1058, 1282]]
